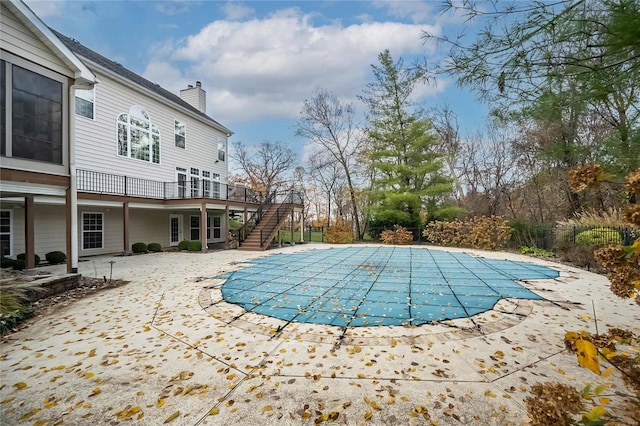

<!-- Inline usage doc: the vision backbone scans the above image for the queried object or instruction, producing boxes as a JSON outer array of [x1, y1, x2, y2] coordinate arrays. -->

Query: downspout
[[69, 82, 94, 272]]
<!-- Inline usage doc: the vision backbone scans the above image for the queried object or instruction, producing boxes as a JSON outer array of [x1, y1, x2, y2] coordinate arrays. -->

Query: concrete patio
[[1, 244, 638, 425]]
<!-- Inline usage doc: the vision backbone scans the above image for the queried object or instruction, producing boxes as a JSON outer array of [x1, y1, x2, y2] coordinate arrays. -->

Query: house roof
[[52, 29, 233, 136], [6, 0, 96, 85]]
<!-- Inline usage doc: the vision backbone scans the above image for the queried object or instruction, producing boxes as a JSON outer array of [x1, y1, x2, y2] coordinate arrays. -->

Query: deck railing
[[77, 169, 260, 202]]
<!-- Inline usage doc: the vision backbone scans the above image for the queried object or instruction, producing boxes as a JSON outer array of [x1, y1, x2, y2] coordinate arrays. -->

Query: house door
[[170, 214, 183, 246]]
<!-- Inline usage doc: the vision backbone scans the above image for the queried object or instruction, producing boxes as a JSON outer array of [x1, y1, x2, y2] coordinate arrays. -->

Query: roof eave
[[8, 0, 96, 84]]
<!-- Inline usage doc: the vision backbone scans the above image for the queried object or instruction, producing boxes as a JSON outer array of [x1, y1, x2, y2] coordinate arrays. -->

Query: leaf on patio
[[163, 411, 180, 423], [576, 340, 601, 375]]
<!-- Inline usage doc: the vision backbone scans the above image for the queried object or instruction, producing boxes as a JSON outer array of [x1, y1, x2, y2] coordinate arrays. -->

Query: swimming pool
[[217, 246, 556, 327]]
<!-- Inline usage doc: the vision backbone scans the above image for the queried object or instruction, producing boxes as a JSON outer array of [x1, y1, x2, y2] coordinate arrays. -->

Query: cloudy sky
[[29, 0, 487, 159]]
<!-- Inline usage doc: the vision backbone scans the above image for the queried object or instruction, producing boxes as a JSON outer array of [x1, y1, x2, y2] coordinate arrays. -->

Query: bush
[[380, 225, 414, 245], [45, 251, 66, 265], [177, 240, 190, 251], [324, 220, 354, 244], [520, 247, 555, 257], [17, 253, 40, 266], [147, 243, 162, 253], [575, 227, 622, 247], [12, 260, 25, 271], [560, 246, 598, 270], [423, 216, 513, 250], [1, 257, 15, 268], [186, 240, 202, 252], [131, 242, 148, 254]]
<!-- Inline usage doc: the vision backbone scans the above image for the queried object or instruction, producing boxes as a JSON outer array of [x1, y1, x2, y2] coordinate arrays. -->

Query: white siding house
[[0, 0, 264, 268], [0, 0, 96, 271], [2, 0, 301, 266]]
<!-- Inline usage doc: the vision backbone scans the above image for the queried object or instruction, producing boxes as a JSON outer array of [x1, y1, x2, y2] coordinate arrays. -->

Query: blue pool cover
[[217, 247, 556, 327]]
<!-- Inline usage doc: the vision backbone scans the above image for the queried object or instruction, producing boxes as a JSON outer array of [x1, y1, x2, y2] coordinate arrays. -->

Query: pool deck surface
[[1, 243, 639, 425]]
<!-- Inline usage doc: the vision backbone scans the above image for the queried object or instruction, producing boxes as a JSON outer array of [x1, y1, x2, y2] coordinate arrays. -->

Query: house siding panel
[[0, 4, 73, 78], [128, 210, 169, 247], [9, 205, 66, 258], [75, 70, 229, 186], [78, 207, 123, 256]]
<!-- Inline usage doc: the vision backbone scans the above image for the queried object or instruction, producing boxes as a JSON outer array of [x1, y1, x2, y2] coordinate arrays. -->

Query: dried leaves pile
[[423, 216, 513, 250]]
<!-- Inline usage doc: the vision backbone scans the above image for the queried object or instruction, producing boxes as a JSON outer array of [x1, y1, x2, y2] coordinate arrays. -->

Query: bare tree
[[296, 89, 365, 239], [307, 150, 346, 225], [230, 141, 296, 201]]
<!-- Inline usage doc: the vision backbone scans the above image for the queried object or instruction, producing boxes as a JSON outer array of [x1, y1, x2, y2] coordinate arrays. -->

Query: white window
[[82, 212, 103, 250], [116, 106, 160, 164], [0, 210, 13, 257], [212, 173, 221, 198], [1, 59, 66, 164], [190, 168, 200, 198], [174, 120, 185, 148], [212, 216, 221, 239], [75, 87, 95, 119], [217, 139, 226, 162], [176, 167, 187, 198], [190, 215, 200, 240]]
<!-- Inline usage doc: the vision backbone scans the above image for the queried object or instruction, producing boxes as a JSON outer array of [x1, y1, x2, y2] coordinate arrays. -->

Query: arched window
[[116, 106, 160, 164]]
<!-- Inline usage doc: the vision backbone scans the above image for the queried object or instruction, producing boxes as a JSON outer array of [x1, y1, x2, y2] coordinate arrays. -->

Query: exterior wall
[[78, 207, 123, 256], [10, 204, 66, 258], [129, 209, 170, 248], [0, 3, 74, 79], [74, 68, 228, 186]]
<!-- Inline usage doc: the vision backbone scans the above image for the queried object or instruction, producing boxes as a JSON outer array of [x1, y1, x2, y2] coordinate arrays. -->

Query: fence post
[[572, 226, 576, 243], [124, 175, 128, 196]]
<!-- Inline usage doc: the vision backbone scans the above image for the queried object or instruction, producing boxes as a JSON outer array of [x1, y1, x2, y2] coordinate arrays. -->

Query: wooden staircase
[[238, 197, 296, 251]]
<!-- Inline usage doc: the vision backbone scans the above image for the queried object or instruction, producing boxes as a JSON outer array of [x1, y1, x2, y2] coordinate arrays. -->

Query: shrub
[[12, 260, 25, 271], [575, 227, 622, 247], [0, 279, 44, 335], [147, 243, 162, 253], [1, 257, 15, 268], [17, 253, 40, 266], [423, 216, 513, 250], [177, 240, 190, 251], [324, 220, 354, 244], [560, 246, 598, 270], [186, 240, 202, 252], [131, 242, 148, 254], [380, 225, 414, 245], [520, 247, 555, 257], [45, 251, 66, 265]]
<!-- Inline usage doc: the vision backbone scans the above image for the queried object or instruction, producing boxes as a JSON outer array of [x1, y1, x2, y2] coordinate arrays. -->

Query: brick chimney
[[179, 81, 206, 113]]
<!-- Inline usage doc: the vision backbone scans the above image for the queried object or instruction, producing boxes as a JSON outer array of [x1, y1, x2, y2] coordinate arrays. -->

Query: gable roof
[[5, 0, 95, 84], [52, 29, 232, 136]]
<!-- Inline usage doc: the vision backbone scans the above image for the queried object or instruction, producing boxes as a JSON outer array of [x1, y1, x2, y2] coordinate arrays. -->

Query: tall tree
[[361, 49, 454, 230], [230, 141, 296, 201], [423, 0, 639, 175], [296, 89, 366, 239]]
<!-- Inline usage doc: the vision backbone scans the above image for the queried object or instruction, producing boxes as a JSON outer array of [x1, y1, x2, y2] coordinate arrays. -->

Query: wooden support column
[[290, 207, 295, 245], [65, 190, 72, 273], [225, 205, 230, 249], [200, 202, 208, 252], [243, 207, 248, 224], [24, 195, 35, 269], [123, 202, 130, 252]]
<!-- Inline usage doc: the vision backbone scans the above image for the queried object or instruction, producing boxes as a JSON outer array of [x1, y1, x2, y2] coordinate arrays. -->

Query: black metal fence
[[305, 224, 637, 250], [77, 169, 260, 202]]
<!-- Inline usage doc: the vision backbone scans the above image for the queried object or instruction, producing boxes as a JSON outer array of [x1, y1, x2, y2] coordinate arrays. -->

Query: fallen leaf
[[164, 411, 180, 423]]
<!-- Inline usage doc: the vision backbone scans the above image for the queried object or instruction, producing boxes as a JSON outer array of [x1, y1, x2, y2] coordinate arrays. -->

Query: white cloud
[[142, 8, 443, 125], [221, 1, 255, 20]]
